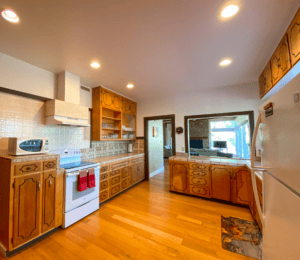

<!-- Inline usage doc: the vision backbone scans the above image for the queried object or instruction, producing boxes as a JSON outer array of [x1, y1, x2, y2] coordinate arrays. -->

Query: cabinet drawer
[[100, 180, 109, 191], [100, 164, 110, 173], [121, 177, 131, 190], [100, 172, 109, 181], [110, 169, 121, 177], [100, 190, 109, 202], [15, 162, 42, 176], [109, 184, 121, 196], [189, 163, 210, 171], [190, 185, 211, 198], [43, 159, 57, 171], [132, 156, 144, 164], [109, 176, 121, 186], [189, 169, 209, 177], [111, 160, 130, 170], [121, 167, 130, 179], [189, 176, 210, 186]]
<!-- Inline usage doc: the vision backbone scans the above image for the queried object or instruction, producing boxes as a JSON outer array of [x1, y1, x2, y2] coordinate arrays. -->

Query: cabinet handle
[[38, 182, 41, 191], [49, 179, 52, 188]]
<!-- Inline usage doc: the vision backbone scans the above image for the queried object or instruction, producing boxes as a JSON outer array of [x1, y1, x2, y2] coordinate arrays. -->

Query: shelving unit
[[92, 87, 137, 141]]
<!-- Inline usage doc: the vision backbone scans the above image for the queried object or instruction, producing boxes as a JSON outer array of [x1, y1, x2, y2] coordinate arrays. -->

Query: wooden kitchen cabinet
[[211, 165, 232, 201], [122, 97, 137, 116], [288, 7, 300, 67], [271, 34, 292, 86], [231, 167, 251, 205], [13, 173, 41, 248], [99, 155, 145, 203], [259, 61, 273, 98], [0, 156, 62, 253], [101, 88, 122, 111], [169, 162, 189, 193]]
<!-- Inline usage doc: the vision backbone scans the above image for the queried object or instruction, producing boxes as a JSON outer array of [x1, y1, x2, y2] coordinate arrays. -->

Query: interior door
[[13, 173, 41, 248], [211, 165, 231, 201], [42, 170, 56, 233]]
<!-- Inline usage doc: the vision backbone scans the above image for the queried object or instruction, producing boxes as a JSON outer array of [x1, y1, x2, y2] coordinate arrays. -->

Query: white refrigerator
[[251, 72, 300, 260]]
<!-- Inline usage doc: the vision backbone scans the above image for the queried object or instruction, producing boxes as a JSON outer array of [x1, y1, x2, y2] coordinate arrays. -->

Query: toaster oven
[[8, 137, 49, 156]]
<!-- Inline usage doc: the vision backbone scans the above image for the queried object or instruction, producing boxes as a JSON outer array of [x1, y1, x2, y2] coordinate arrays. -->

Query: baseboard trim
[[150, 167, 164, 178], [0, 242, 7, 258]]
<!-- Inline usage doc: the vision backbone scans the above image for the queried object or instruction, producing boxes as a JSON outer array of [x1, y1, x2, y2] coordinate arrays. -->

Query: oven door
[[64, 166, 100, 213]]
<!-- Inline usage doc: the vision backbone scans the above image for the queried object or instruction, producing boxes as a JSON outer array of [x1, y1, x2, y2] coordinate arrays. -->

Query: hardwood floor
[[4, 164, 255, 260]]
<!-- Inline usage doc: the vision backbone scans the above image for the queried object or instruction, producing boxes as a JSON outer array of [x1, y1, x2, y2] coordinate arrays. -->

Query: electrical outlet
[[294, 92, 299, 103]]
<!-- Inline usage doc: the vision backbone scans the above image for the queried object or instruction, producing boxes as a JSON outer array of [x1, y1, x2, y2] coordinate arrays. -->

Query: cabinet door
[[131, 165, 138, 184], [101, 88, 122, 111], [169, 162, 189, 193], [122, 98, 131, 114], [42, 171, 56, 233], [130, 101, 137, 115], [271, 34, 292, 85], [231, 167, 250, 205], [211, 165, 231, 201], [137, 162, 145, 181], [259, 61, 273, 98], [13, 173, 41, 248], [288, 8, 300, 66]]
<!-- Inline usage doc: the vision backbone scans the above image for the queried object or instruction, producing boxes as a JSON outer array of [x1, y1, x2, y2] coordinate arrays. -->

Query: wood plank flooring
[[4, 163, 255, 260]]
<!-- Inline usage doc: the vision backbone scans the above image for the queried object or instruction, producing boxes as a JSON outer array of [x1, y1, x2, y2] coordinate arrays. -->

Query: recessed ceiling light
[[127, 84, 134, 89], [220, 59, 232, 66], [90, 61, 100, 69], [221, 5, 239, 18], [1, 9, 19, 23]]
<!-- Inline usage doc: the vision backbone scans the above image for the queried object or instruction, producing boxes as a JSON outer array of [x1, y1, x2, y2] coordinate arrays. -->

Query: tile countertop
[[169, 154, 264, 172], [87, 152, 144, 165], [0, 153, 60, 164]]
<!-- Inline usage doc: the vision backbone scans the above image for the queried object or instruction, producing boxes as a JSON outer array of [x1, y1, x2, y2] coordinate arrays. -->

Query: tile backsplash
[[0, 92, 135, 158]]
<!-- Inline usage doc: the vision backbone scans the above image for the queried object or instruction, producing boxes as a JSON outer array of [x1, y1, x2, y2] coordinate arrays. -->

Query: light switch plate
[[294, 92, 299, 103]]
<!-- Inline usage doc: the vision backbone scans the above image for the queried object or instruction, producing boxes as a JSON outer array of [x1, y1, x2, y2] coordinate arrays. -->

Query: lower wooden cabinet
[[169, 162, 189, 193], [0, 157, 62, 252], [99, 155, 145, 203], [13, 173, 41, 248], [231, 167, 251, 205], [211, 165, 232, 201]]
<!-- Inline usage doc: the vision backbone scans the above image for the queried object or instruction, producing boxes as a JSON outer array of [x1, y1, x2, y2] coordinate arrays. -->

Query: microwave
[[8, 138, 49, 156]]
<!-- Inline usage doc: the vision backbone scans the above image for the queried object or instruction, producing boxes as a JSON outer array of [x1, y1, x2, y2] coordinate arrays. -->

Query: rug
[[221, 216, 262, 259]]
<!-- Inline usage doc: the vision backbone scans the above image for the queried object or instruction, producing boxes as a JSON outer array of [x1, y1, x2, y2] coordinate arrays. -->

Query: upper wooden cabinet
[[122, 97, 137, 115], [271, 34, 292, 85], [101, 88, 122, 111], [288, 8, 300, 66], [169, 162, 189, 193], [259, 61, 272, 98]]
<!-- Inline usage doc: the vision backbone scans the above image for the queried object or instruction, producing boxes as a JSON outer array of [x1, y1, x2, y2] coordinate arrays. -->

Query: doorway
[[144, 115, 176, 180]]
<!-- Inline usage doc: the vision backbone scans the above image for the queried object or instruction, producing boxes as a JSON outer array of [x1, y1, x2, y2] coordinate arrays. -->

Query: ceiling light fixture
[[220, 59, 232, 66], [127, 84, 134, 89], [90, 61, 100, 69], [1, 9, 19, 23], [221, 5, 239, 18]]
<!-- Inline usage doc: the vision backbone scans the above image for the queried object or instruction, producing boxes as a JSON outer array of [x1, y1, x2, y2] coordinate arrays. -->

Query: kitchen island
[[89, 152, 145, 203], [169, 154, 263, 230]]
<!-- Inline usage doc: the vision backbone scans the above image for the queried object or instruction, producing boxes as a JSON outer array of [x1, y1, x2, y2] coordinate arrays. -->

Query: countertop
[[87, 152, 144, 165], [169, 154, 264, 173], [0, 153, 60, 164]]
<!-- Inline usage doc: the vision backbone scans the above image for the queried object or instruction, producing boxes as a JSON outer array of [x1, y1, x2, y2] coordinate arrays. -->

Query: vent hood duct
[[45, 71, 90, 127]]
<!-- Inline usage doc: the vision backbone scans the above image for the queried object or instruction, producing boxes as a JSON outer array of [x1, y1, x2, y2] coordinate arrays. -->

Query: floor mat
[[221, 216, 262, 259]]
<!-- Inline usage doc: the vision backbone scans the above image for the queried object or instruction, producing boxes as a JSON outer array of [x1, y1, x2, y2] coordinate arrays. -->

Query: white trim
[[150, 166, 165, 178]]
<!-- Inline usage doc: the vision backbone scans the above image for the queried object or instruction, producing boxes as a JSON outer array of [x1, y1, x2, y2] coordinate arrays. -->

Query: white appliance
[[128, 143, 133, 153], [54, 149, 100, 228], [8, 137, 49, 155], [251, 72, 300, 260]]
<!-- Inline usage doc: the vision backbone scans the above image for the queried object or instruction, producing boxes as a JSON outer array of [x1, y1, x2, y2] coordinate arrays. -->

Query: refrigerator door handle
[[250, 112, 264, 224]]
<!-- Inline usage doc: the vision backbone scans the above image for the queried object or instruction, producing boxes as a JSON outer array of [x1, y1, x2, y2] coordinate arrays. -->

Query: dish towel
[[78, 170, 88, 192], [88, 168, 96, 188]]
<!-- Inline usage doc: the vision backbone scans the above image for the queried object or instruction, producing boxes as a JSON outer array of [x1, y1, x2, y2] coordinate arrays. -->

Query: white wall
[[137, 82, 263, 153], [148, 120, 164, 174]]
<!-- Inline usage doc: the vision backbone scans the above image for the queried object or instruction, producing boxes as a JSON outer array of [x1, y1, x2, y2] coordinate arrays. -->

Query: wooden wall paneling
[[288, 8, 300, 66], [13, 173, 42, 248], [211, 165, 232, 201]]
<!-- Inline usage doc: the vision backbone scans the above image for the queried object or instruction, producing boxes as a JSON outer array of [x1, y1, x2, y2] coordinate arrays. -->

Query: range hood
[[45, 72, 90, 127]]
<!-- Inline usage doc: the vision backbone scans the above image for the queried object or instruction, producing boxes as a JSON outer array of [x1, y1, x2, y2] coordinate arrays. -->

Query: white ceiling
[[0, 0, 299, 102]]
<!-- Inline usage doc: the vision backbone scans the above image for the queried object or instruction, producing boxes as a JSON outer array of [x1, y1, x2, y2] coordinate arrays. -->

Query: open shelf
[[122, 130, 136, 132], [102, 128, 121, 131], [102, 116, 122, 121]]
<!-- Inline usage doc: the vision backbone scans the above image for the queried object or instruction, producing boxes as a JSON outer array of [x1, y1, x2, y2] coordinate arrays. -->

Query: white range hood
[[45, 71, 90, 127]]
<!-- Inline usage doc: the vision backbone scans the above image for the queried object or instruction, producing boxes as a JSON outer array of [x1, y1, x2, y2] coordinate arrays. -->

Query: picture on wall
[[152, 126, 158, 137]]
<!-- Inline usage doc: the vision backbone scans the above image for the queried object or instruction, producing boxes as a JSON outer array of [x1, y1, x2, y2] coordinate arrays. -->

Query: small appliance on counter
[[8, 137, 49, 155], [128, 143, 133, 153], [53, 149, 100, 228]]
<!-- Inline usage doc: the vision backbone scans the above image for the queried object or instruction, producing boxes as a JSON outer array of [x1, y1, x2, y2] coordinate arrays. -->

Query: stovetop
[[61, 161, 95, 170]]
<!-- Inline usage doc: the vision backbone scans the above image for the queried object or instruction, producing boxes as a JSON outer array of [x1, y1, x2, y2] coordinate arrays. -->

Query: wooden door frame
[[184, 110, 255, 153], [144, 114, 176, 181]]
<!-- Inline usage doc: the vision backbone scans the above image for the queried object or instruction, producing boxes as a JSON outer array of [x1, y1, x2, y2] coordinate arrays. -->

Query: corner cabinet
[[92, 87, 137, 141], [231, 167, 251, 205], [0, 157, 63, 252]]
